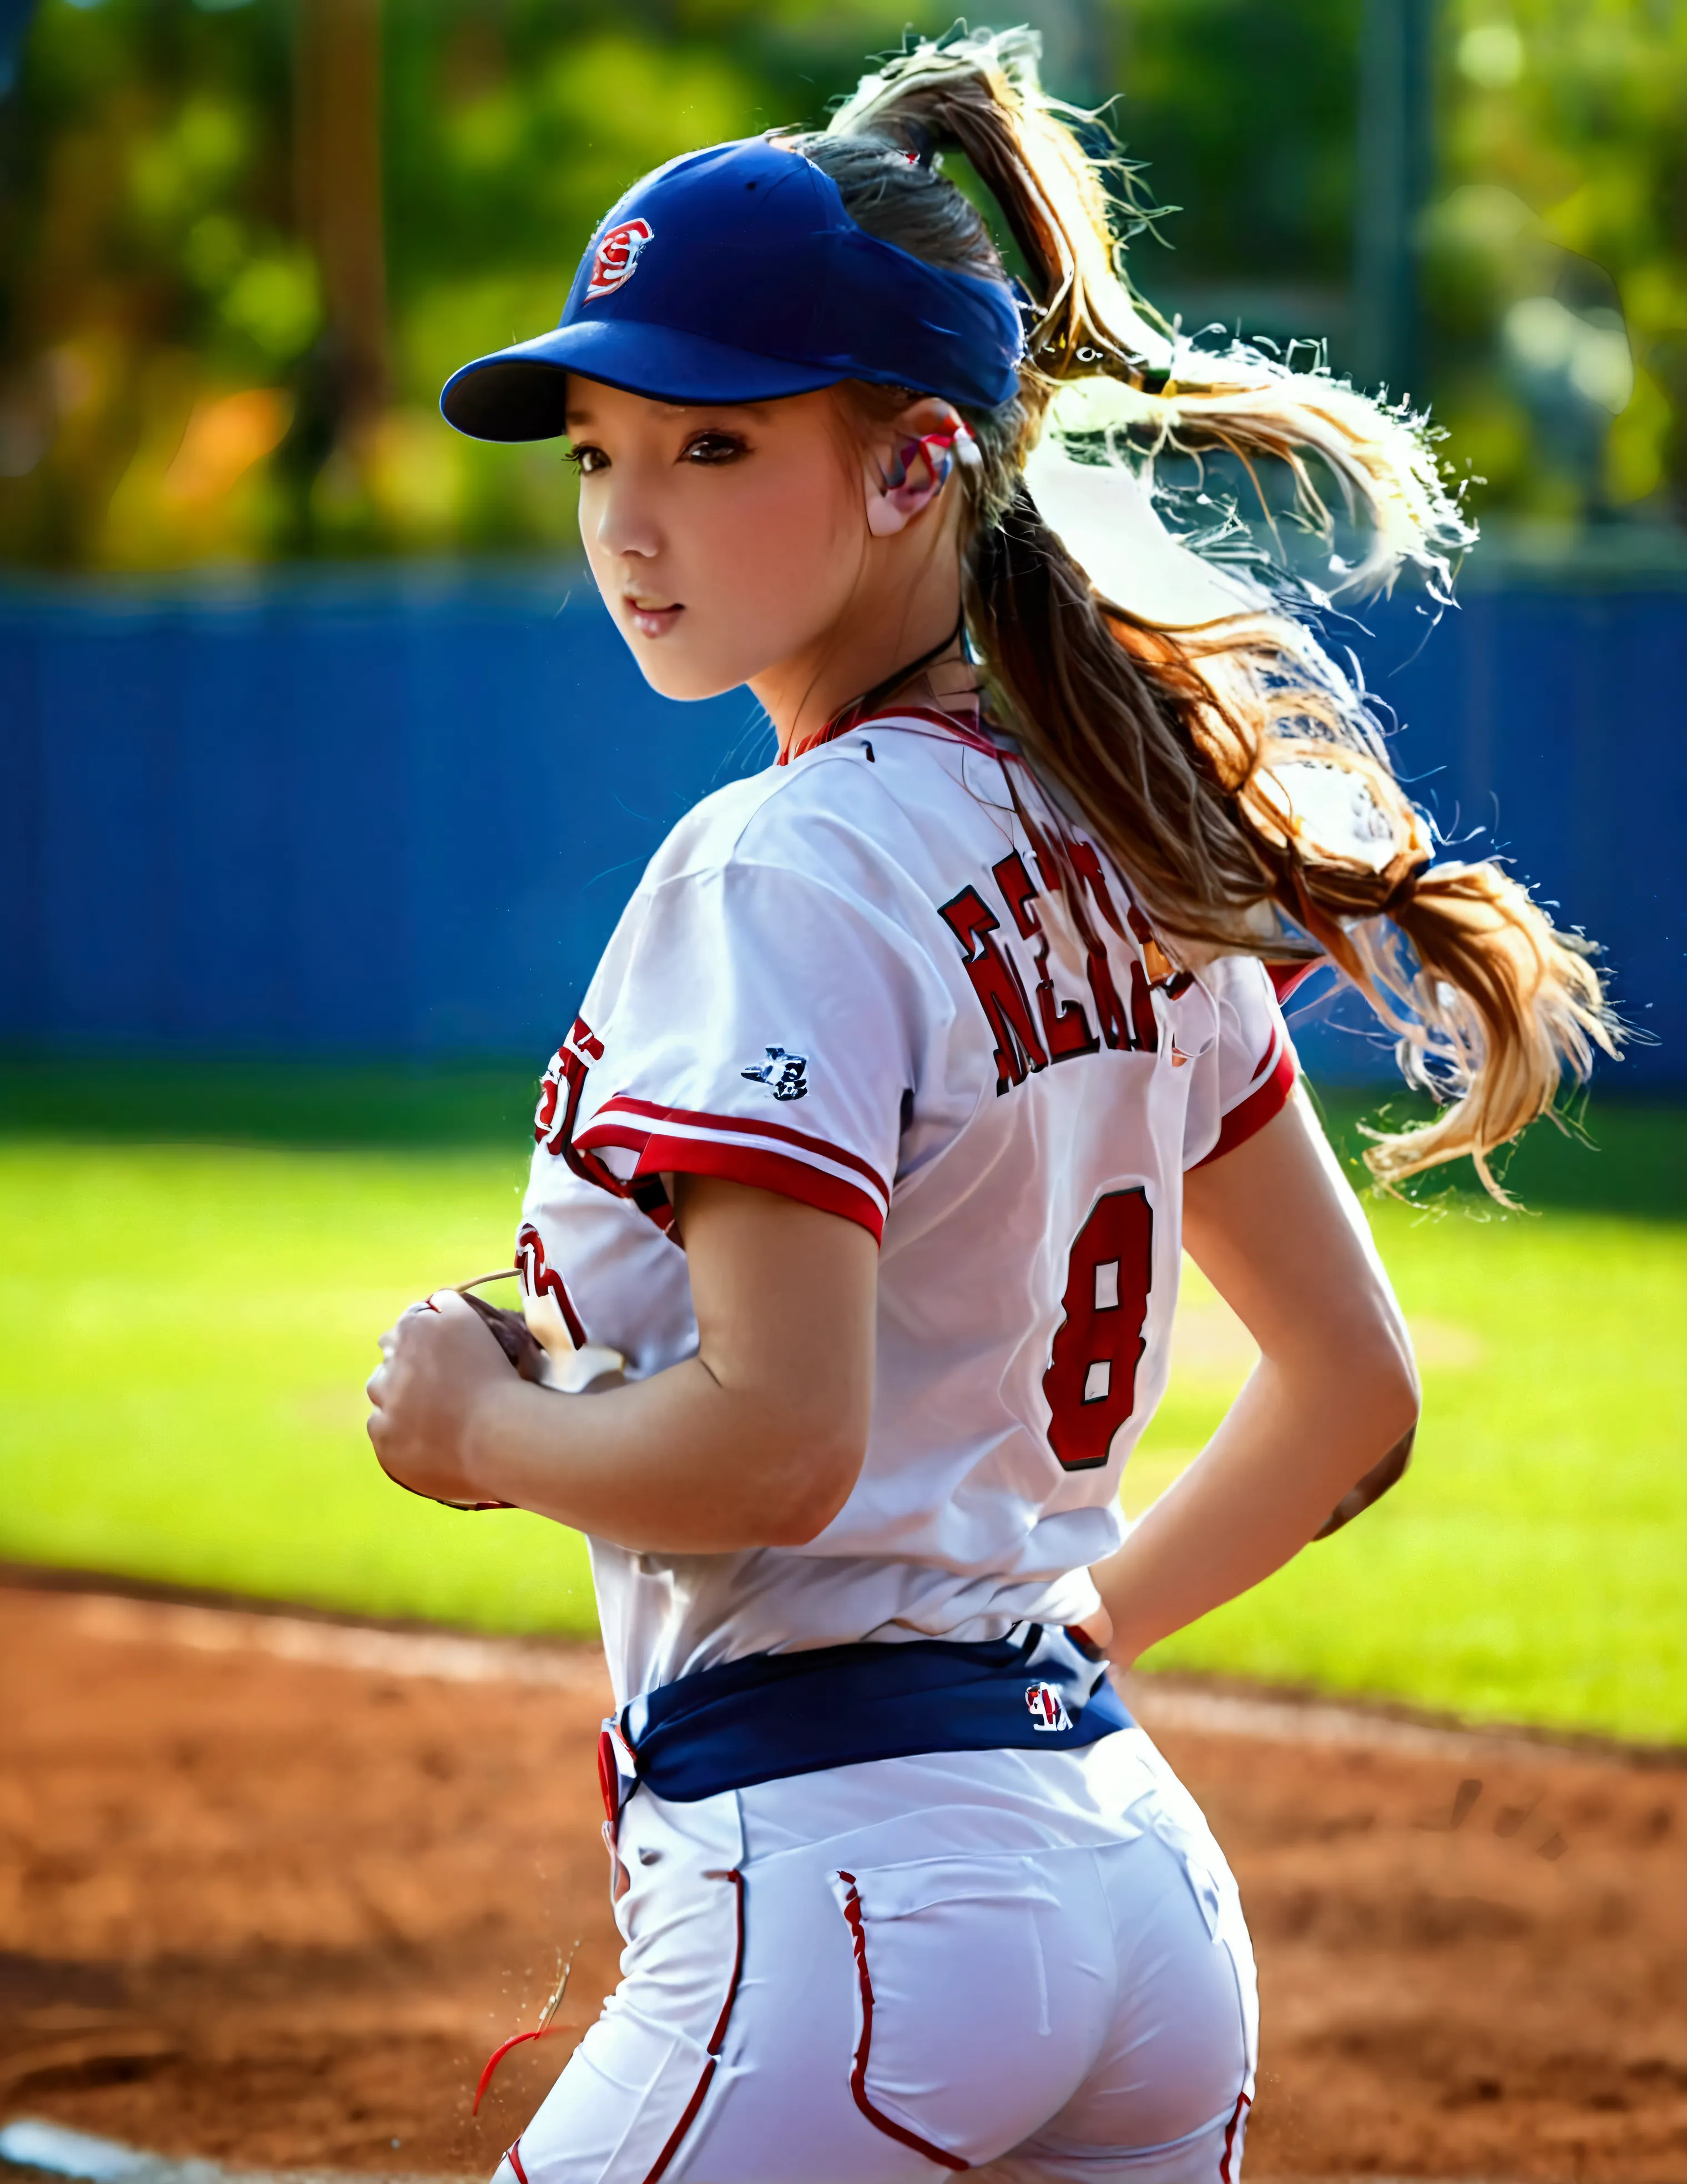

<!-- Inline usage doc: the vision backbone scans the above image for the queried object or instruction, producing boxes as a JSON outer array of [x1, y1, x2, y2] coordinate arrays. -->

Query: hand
[[366, 1291, 515, 1508]]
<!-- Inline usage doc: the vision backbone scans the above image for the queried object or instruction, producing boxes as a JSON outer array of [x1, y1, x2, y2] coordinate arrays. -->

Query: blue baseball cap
[[440, 136, 1025, 439]]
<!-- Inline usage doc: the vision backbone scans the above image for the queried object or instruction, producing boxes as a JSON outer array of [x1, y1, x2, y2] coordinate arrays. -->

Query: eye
[[683, 429, 747, 466], [564, 442, 607, 475]]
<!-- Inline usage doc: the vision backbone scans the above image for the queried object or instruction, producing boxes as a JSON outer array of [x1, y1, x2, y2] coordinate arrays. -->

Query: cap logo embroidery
[[587, 219, 654, 300]]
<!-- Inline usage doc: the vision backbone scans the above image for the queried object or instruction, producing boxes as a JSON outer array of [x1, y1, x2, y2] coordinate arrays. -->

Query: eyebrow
[[562, 400, 774, 429]]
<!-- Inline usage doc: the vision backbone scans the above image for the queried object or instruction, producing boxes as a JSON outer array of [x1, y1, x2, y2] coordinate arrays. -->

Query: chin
[[627, 643, 759, 705]]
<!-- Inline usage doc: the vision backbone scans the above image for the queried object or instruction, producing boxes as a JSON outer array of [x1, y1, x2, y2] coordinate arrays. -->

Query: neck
[[829, 640, 978, 740], [749, 538, 973, 755]]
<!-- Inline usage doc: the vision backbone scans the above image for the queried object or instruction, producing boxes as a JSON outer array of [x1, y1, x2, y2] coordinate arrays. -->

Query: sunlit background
[[1, 0, 1681, 568]]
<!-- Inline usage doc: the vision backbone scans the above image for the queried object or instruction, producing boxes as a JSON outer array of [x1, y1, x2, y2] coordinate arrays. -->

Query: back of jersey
[[519, 708, 1293, 1703]]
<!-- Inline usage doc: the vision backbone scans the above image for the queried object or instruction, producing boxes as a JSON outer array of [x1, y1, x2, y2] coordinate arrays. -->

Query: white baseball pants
[[496, 1727, 1256, 2183]]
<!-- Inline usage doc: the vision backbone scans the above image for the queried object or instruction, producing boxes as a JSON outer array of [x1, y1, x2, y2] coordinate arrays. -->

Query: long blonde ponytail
[[802, 27, 1617, 1197]]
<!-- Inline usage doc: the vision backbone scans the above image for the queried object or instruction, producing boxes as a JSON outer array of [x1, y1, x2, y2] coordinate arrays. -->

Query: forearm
[[368, 1186, 876, 1555], [461, 1358, 853, 1554], [1094, 1347, 1417, 1667], [1092, 1089, 1423, 1666]]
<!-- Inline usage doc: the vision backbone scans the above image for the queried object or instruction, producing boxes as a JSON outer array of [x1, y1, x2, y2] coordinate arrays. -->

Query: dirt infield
[[2, 1585, 1683, 2183]]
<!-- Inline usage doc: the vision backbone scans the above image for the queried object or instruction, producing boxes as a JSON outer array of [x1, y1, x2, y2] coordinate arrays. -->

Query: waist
[[599, 1622, 1131, 1812], [588, 1538, 1119, 1700]]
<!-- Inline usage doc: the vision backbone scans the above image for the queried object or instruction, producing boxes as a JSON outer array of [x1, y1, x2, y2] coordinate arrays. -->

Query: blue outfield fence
[[0, 569, 773, 1064], [1, 563, 1682, 1087]]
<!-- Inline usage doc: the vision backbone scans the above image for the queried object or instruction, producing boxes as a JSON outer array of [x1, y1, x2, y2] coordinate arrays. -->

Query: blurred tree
[[0, 0, 961, 563], [1101, 0, 1362, 348], [0, 0, 307, 564], [1423, 0, 1686, 524], [1108, 0, 1684, 529], [295, 0, 387, 436], [1351, 0, 1435, 396], [0, 0, 1679, 565]]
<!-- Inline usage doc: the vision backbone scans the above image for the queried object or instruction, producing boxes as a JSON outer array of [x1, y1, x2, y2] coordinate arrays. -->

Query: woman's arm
[[1090, 1085, 1421, 1667], [366, 1177, 877, 1553]]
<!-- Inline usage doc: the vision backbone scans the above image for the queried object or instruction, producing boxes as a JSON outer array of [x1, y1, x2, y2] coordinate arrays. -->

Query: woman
[[366, 31, 1612, 2183]]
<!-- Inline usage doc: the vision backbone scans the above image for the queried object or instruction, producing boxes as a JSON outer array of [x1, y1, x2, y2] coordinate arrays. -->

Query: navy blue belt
[[597, 1622, 1130, 1818]]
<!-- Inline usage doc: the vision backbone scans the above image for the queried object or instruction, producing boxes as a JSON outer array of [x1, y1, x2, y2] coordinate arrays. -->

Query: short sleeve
[[562, 861, 933, 1243], [1183, 954, 1297, 1171]]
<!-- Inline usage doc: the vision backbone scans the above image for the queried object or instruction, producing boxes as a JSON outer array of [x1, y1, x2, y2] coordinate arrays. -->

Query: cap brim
[[440, 318, 846, 441]]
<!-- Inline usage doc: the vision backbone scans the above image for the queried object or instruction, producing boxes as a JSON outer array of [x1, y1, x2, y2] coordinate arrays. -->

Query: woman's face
[[566, 379, 871, 703]]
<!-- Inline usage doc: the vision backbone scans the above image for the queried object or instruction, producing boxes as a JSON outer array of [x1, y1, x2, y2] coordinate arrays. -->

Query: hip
[[511, 1732, 1257, 2184]]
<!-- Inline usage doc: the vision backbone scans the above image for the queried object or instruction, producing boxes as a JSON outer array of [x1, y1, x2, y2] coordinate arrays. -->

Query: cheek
[[616, 462, 861, 700], [716, 463, 857, 616], [704, 473, 860, 679]]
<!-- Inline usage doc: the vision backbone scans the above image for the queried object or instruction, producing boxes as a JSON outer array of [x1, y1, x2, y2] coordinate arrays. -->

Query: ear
[[863, 401, 974, 538]]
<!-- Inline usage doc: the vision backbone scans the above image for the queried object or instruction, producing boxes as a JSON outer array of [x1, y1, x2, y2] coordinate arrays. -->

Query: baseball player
[[365, 30, 1613, 2182]]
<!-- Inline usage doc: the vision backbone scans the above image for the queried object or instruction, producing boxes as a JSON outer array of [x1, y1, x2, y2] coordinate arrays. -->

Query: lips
[[625, 596, 681, 639]]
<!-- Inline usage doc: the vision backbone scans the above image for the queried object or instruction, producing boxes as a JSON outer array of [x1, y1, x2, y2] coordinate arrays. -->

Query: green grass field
[[1, 1059, 1682, 1742]]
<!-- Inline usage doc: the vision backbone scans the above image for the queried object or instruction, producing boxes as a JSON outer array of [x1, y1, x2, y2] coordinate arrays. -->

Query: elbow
[[1272, 1302, 1418, 1467], [1346, 1315, 1421, 1453], [1301, 1320, 1420, 1540], [770, 1505, 845, 1550], [1280, 1307, 1419, 1439], [760, 1420, 868, 1548], [1384, 1324, 1422, 1438]]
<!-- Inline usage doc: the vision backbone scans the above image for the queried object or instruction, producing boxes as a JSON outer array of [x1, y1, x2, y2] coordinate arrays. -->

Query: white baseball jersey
[[518, 706, 1294, 1707]]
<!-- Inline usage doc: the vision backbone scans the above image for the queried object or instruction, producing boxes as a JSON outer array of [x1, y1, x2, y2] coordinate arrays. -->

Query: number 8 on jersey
[[1043, 1187, 1154, 1471]]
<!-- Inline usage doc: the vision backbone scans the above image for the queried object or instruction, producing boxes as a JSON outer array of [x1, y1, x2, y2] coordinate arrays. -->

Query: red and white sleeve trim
[[576, 1095, 892, 1244], [1191, 1021, 1297, 1170]]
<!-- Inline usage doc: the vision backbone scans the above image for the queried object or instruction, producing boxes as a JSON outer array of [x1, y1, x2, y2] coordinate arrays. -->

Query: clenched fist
[[366, 1291, 519, 1510]]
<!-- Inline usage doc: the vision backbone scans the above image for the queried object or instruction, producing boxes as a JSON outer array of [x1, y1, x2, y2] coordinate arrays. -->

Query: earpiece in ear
[[864, 423, 969, 535], [903, 433, 955, 492]]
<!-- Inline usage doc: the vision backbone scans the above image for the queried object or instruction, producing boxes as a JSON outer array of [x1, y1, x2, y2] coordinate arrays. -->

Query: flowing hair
[[785, 27, 1617, 1196]]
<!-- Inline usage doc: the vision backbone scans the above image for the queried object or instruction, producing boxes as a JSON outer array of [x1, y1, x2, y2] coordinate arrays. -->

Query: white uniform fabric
[[499, 708, 1286, 2178], [518, 709, 1294, 1710], [499, 1733, 1256, 2184]]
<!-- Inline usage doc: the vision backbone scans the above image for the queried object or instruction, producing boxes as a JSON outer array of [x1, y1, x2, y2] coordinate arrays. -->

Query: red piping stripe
[[705, 1870, 747, 2053], [1244, 1022, 1286, 1095], [580, 1117, 887, 1217], [641, 1868, 746, 2184], [1219, 2089, 1251, 2183], [589, 1096, 889, 1199], [1193, 1040, 1296, 1170], [783, 702, 998, 764], [474, 2028, 560, 2115], [575, 1124, 886, 1245], [515, 1222, 587, 1351], [1268, 959, 1323, 1004], [836, 1872, 969, 2171], [504, 2141, 528, 2184]]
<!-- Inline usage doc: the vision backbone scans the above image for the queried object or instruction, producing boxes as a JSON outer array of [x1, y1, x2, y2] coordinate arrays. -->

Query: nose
[[590, 470, 661, 563]]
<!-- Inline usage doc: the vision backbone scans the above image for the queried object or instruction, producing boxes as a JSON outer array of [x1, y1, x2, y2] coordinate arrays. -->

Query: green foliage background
[[1, 0, 1680, 567]]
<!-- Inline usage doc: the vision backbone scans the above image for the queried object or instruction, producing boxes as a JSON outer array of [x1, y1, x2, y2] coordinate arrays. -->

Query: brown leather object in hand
[[412, 1277, 552, 1512], [457, 1285, 552, 1383], [1313, 1427, 1415, 1540]]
